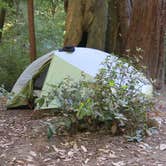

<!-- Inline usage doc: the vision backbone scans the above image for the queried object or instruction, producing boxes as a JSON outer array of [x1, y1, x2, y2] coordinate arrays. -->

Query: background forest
[[0, 0, 65, 90]]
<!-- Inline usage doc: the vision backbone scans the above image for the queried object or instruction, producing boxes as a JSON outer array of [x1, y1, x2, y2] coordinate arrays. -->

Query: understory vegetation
[[36, 55, 154, 141], [0, 0, 65, 90]]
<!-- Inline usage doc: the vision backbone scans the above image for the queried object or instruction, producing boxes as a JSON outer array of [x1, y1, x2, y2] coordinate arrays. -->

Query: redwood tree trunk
[[64, 0, 132, 52], [27, 0, 36, 62], [63, 0, 166, 86], [126, 0, 166, 88], [105, 0, 132, 54], [64, 0, 108, 50]]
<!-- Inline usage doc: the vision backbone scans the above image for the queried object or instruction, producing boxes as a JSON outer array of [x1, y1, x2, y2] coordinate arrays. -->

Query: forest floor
[[0, 93, 166, 166]]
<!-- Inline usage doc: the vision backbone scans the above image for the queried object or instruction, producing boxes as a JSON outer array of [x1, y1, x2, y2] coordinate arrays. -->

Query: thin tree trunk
[[27, 0, 36, 62], [0, 8, 6, 43]]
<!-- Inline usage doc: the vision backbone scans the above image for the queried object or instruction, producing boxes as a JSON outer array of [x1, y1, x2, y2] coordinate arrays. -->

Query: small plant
[[0, 85, 10, 110], [0, 85, 9, 97], [37, 55, 154, 139]]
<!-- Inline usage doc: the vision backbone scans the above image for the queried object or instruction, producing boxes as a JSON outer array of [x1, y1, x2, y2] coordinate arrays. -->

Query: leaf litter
[[0, 94, 166, 165]]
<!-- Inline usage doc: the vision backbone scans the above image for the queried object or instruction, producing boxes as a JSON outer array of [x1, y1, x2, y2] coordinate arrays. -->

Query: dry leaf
[[81, 145, 87, 153], [29, 151, 37, 157], [139, 143, 152, 151], [98, 148, 110, 153], [26, 155, 34, 162], [84, 158, 90, 164], [109, 151, 117, 158], [61, 142, 69, 147], [159, 144, 166, 151], [112, 161, 126, 166], [67, 150, 74, 157], [15, 160, 25, 164], [27, 164, 36, 166], [73, 143, 78, 150], [52, 145, 59, 152]]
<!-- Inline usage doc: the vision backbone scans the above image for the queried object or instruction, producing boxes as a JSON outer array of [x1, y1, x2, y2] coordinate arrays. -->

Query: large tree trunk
[[27, 0, 36, 62], [64, 0, 108, 51], [64, 0, 132, 52], [126, 0, 166, 88], [0, 8, 6, 43], [105, 0, 132, 54], [63, 0, 166, 86]]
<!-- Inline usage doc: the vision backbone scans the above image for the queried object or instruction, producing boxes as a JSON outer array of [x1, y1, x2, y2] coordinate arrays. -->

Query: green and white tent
[[7, 47, 153, 109]]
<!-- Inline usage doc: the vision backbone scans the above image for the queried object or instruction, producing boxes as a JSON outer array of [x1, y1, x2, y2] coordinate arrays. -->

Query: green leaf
[[121, 85, 128, 90], [114, 113, 127, 121], [126, 129, 144, 142], [46, 123, 55, 139], [109, 80, 115, 87], [35, 97, 45, 107]]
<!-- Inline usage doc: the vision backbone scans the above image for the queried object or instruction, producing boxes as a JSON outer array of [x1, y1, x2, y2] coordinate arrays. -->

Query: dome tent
[[7, 47, 153, 109]]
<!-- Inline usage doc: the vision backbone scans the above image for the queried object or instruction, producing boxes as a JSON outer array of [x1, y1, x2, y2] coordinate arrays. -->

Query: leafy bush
[[37, 55, 154, 138]]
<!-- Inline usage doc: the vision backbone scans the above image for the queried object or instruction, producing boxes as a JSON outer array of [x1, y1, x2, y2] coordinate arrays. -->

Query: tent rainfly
[[7, 47, 153, 109]]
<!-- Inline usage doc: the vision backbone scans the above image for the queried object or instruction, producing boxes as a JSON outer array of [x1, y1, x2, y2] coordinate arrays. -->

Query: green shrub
[[37, 55, 154, 139], [0, 40, 29, 90]]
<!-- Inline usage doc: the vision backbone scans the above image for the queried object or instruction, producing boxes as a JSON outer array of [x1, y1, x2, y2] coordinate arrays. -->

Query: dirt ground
[[0, 94, 166, 166]]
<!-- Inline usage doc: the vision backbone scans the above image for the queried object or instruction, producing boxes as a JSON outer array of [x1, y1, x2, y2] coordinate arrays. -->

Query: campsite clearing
[[0, 93, 166, 166]]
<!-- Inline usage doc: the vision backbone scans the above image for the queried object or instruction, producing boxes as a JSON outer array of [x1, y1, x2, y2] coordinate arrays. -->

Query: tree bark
[[27, 0, 36, 62], [0, 8, 6, 43], [64, 0, 108, 51], [64, 0, 132, 52], [63, 0, 166, 86], [105, 0, 132, 54], [126, 0, 166, 88]]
